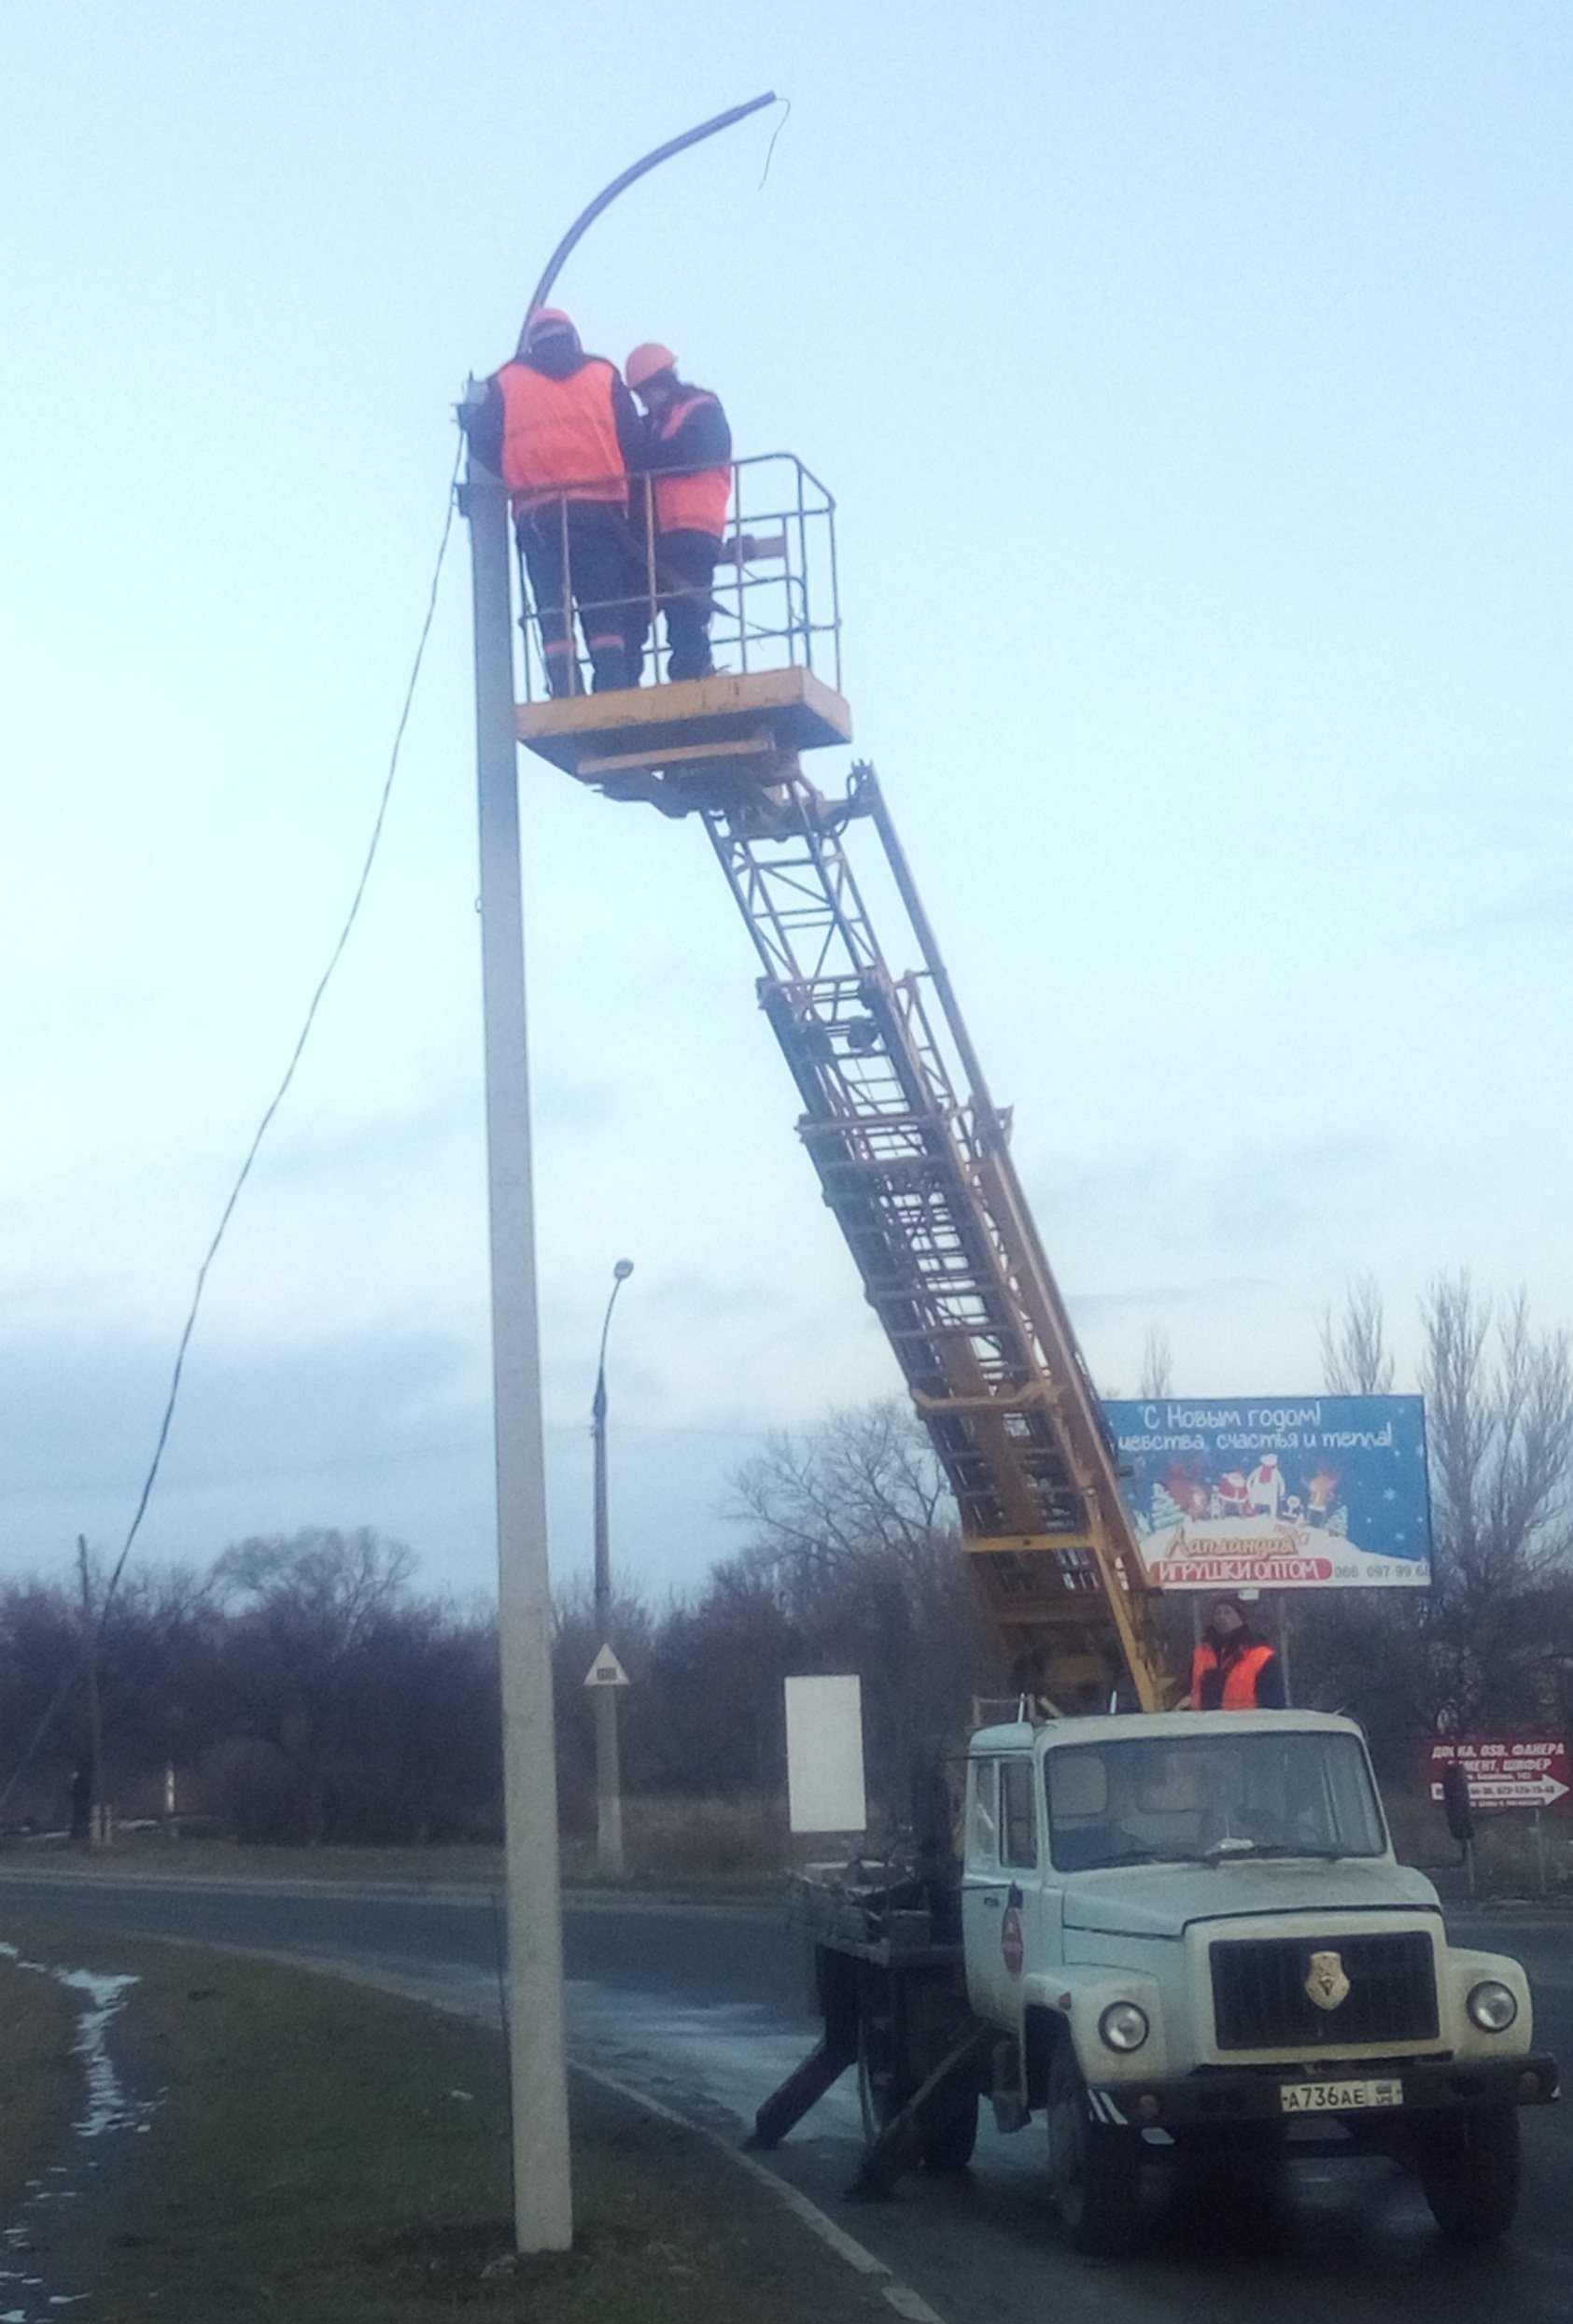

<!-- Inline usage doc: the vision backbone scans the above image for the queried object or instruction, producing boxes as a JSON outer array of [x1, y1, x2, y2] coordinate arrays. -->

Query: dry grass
[[1386, 1781, 1573, 1901], [0, 1948, 76, 2217], [4, 1794, 791, 1893], [0, 1929, 892, 2324]]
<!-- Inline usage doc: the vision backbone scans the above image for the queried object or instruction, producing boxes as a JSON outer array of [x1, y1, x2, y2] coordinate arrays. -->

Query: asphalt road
[[0, 1868, 1568, 2324]]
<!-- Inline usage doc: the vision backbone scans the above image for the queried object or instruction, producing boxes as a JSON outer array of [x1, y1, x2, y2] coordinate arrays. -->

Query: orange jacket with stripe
[[494, 356, 630, 514], [640, 386, 733, 539], [1188, 1639, 1283, 1711]]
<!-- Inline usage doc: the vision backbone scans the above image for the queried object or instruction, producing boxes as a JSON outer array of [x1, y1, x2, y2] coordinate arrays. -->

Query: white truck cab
[[962, 1709, 1556, 2249]]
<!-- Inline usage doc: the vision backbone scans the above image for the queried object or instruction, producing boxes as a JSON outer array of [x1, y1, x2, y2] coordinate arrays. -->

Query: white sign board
[[784, 1675, 867, 1836]]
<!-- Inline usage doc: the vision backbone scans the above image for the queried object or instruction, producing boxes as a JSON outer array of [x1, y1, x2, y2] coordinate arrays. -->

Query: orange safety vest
[[497, 359, 626, 514], [1189, 1640, 1275, 1711], [653, 392, 732, 538]]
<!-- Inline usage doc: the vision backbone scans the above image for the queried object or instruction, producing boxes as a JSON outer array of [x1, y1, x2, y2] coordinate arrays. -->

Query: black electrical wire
[[0, 431, 465, 1819], [757, 97, 791, 190]]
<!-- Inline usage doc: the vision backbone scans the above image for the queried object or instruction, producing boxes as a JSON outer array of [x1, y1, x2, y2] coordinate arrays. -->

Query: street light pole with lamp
[[590, 1259, 634, 1876], [459, 87, 776, 2263]]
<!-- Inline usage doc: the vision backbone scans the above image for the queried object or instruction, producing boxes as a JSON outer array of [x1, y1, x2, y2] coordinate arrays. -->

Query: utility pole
[[463, 444, 573, 2254], [77, 1536, 105, 1851], [454, 89, 777, 2260], [592, 1260, 634, 1875]]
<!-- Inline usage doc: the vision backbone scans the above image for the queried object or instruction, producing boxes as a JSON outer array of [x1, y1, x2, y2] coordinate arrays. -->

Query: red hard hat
[[625, 341, 678, 391]]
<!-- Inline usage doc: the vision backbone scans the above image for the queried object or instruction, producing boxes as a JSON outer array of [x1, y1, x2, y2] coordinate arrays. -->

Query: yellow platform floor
[[515, 666, 852, 792]]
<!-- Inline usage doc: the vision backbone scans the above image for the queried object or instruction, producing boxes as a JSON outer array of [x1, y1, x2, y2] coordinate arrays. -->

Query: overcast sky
[[2, 3, 1569, 1608]]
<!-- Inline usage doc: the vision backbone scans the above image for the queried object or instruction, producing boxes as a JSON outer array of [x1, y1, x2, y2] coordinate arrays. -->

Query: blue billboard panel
[[1101, 1396, 1432, 1591]]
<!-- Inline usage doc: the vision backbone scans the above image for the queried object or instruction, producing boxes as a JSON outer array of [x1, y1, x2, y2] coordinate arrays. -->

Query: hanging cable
[[758, 97, 791, 190], [0, 430, 465, 1818]]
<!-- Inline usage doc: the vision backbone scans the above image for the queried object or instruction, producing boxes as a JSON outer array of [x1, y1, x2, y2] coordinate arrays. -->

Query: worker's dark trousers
[[517, 502, 640, 695], [625, 528, 720, 683]]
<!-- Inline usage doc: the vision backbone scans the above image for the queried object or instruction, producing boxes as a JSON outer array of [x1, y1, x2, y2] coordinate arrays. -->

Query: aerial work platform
[[516, 666, 851, 807], [512, 453, 846, 807]]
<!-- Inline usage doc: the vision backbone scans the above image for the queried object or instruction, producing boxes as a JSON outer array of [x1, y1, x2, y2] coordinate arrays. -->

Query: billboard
[[1425, 1738, 1571, 1813], [1103, 1396, 1431, 1591]]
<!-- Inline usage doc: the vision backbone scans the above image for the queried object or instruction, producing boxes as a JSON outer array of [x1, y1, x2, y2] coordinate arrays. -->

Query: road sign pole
[[592, 1381, 625, 1877], [464, 449, 573, 2255]]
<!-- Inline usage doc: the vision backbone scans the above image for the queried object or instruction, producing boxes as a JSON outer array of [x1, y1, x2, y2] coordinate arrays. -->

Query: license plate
[[1280, 2078, 1403, 2114]]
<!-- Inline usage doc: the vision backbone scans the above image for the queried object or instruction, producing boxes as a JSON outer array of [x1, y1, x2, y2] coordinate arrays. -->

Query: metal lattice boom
[[704, 764, 1173, 1713]]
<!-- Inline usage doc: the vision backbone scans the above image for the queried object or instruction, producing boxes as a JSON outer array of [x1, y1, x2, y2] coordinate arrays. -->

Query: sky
[[2, 2, 1569, 1609]]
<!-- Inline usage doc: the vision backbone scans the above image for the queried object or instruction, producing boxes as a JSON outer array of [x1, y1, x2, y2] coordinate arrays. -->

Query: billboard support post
[[1277, 1593, 1294, 1705]]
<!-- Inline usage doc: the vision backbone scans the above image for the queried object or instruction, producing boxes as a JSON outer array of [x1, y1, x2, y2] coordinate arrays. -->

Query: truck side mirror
[[1440, 1763, 1474, 1849]]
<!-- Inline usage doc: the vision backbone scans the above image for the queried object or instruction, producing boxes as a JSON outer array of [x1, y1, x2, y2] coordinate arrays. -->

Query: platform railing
[[512, 451, 840, 703]]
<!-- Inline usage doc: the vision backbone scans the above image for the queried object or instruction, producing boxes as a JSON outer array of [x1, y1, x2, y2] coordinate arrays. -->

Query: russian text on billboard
[[1102, 1396, 1432, 1591], [1425, 1739, 1571, 1812]]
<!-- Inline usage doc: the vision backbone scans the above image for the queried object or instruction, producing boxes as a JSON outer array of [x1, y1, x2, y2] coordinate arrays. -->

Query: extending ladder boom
[[702, 766, 1173, 1713]]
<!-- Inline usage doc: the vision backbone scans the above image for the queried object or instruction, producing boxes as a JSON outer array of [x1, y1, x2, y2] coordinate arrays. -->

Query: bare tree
[[211, 1528, 417, 1844], [724, 1402, 993, 1814], [1420, 1274, 1573, 1729], [1137, 1327, 1173, 1400], [1319, 1275, 1395, 1396]]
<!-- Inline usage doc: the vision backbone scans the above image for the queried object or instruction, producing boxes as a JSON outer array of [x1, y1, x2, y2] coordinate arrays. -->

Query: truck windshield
[[1044, 1731, 1385, 1873]]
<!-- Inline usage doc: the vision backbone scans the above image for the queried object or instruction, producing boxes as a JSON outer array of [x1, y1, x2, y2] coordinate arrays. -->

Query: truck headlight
[[1467, 1980, 1518, 2034], [1099, 2001, 1150, 2053]]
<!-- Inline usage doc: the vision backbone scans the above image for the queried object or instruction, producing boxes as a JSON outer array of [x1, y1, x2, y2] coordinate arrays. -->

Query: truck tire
[[1415, 2106, 1521, 2244], [1046, 2041, 1142, 2255], [917, 2081, 979, 2176], [856, 2004, 978, 2174]]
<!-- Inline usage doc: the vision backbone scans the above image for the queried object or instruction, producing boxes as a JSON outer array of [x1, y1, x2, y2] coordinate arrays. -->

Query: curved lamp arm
[[521, 93, 778, 342], [592, 1258, 636, 1423]]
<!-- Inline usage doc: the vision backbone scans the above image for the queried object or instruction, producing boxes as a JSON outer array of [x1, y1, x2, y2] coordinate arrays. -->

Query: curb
[[574, 2062, 951, 2324]]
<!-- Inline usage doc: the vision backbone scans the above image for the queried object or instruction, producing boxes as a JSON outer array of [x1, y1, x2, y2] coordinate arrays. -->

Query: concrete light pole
[[463, 449, 573, 2255], [591, 1259, 634, 1876], [458, 86, 776, 2262]]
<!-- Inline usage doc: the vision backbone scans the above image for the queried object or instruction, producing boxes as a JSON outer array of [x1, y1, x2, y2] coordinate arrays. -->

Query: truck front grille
[[1210, 1931, 1439, 2051]]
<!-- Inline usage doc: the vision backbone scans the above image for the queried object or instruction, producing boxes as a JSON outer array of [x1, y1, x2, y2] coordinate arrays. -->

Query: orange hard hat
[[520, 306, 578, 352], [625, 342, 678, 391]]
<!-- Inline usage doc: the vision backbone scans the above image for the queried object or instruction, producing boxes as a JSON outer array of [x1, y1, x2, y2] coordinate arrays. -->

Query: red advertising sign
[[1425, 1738, 1571, 1812]]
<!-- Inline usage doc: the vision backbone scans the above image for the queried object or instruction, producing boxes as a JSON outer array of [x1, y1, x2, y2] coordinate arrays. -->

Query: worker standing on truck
[[623, 343, 733, 683], [1188, 1596, 1285, 1710], [465, 308, 644, 696]]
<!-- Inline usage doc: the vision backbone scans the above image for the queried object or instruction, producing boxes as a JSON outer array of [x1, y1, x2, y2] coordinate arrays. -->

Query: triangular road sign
[[583, 1644, 631, 1689]]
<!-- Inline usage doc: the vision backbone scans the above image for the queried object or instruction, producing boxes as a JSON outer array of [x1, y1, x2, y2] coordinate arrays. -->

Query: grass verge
[[0, 1948, 76, 2217], [0, 1922, 890, 2324], [0, 1837, 786, 1903]]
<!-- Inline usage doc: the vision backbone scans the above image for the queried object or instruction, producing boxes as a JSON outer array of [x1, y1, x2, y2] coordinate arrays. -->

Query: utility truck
[[759, 1710, 1555, 2249], [504, 454, 1558, 2246]]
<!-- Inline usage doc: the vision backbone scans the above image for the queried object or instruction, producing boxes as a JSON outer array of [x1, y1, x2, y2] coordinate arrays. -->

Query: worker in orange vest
[[1188, 1597, 1285, 1710], [623, 344, 733, 683], [465, 309, 644, 696]]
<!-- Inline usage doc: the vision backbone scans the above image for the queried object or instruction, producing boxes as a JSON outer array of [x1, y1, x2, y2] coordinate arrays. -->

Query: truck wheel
[[856, 2009, 978, 2174], [917, 2082, 979, 2176], [1415, 2106, 1521, 2243], [856, 2007, 910, 2144], [1046, 2042, 1142, 2255]]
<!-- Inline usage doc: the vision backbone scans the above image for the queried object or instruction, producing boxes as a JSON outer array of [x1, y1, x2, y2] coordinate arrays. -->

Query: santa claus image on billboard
[[1247, 1456, 1286, 1518]]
